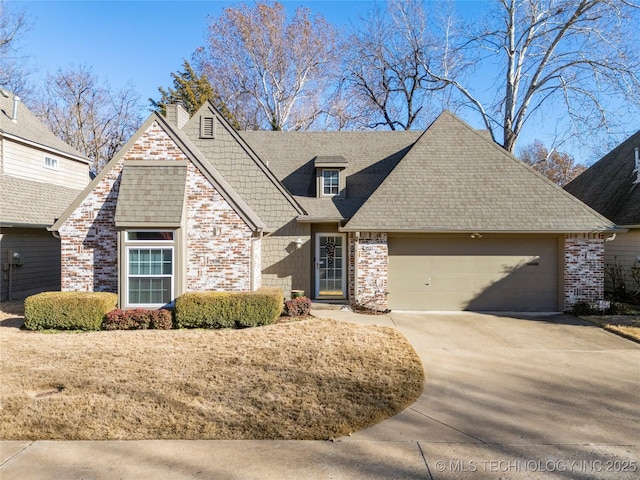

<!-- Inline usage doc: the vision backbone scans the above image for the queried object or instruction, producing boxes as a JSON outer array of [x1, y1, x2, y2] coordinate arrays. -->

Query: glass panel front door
[[316, 234, 346, 298]]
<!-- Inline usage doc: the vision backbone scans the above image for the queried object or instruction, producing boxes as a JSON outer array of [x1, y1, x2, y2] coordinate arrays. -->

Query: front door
[[315, 233, 346, 299]]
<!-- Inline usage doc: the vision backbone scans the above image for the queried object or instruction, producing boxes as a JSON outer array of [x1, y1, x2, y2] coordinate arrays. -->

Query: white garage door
[[388, 234, 560, 311]]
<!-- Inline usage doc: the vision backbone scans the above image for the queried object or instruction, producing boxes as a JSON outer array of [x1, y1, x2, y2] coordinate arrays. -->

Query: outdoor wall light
[[295, 237, 304, 248], [470, 233, 482, 239]]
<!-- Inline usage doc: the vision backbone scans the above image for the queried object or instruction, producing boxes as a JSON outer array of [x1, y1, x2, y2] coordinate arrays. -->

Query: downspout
[[250, 230, 263, 291], [353, 232, 360, 304]]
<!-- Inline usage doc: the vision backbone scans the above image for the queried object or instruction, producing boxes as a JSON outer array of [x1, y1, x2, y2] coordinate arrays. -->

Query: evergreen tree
[[150, 60, 239, 129]]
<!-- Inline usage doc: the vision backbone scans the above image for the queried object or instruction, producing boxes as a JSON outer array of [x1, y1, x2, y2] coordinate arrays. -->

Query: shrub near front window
[[175, 288, 283, 329], [102, 308, 173, 330], [24, 292, 118, 331]]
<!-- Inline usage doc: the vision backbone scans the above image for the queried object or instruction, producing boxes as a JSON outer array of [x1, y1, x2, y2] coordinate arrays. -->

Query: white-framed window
[[321, 169, 340, 196], [44, 156, 59, 170], [125, 231, 174, 307]]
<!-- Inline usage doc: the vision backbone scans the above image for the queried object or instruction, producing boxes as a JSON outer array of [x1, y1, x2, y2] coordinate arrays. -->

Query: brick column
[[564, 233, 605, 309], [350, 232, 388, 310]]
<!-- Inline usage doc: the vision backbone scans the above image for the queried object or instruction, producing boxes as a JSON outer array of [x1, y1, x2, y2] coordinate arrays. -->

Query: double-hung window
[[322, 169, 340, 196], [125, 231, 174, 307]]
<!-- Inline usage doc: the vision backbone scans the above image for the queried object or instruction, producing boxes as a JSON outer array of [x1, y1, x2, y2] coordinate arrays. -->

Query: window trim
[[321, 169, 340, 197], [44, 155, 59, 170], [124, 230, 175, 308]]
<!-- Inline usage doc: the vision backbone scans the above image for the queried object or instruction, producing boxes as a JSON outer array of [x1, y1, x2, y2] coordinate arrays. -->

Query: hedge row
[[174, 287, 283, 328], [23, 288, 285, 331], [24, 292, 118, 331]]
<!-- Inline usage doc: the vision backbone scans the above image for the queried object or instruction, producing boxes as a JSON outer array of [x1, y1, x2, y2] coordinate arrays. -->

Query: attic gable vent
[[200, 116, 215, 139]]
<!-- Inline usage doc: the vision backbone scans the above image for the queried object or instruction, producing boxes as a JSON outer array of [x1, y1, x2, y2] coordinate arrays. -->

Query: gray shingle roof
[[564, 130, 640, 227], [343, 111, 615, 232], [114, 161, 187, 227], [0, 90, 90, 162], [241, 130, 421, 219], [0, 174, 82, 227]]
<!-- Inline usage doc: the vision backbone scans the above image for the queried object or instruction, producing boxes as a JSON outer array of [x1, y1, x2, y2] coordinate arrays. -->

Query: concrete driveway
[[341, 311, 640, 479], [1, 311, 639, 479]]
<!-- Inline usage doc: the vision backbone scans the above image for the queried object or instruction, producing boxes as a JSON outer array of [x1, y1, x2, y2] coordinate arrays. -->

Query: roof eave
[[339, 227, 621, 234], [296, 215, 345, 224], [1, 131, 92, 164], [2, 222, 52, 229]]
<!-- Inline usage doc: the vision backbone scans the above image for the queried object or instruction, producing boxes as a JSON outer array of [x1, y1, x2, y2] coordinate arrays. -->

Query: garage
[[387, 234, 560, 311]]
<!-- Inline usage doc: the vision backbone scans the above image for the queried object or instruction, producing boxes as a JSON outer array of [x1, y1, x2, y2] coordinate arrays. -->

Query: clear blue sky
[[10, 0, 638, 164]]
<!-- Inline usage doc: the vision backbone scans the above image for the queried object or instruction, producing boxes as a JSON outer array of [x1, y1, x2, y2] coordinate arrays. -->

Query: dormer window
[[314, 155, 347, 198], [322, 169, 340, 196]]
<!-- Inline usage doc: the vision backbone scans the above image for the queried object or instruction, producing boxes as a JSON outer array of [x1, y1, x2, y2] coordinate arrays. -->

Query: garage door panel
[[388, 235, 559, 311]]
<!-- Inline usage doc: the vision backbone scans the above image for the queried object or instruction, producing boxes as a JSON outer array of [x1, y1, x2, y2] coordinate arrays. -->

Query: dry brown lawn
[[582, 315, 640, 343], [0, 301, 424, 441]]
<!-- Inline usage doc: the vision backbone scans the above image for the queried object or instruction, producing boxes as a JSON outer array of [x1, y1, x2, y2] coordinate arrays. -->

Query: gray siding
[[1, 228, 61, 300], [604, 229, 640, 294], [183, 109, 310, 297]]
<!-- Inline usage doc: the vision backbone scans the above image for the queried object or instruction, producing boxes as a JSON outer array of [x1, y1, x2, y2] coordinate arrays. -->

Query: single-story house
[[0, 90, 91, 300], [51, 102, 616, 312], [565, 130, 640, 297]]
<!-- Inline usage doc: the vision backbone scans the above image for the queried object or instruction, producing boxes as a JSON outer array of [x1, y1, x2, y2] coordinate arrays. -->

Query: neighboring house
[[0, 90, 92, 300], [51, 102, 615, 312], [565, 130, 640, 297]]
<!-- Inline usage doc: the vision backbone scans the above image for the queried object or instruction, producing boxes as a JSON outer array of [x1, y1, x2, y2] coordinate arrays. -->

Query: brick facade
[[59, 121, 256, 302], [348, 232, 388, 310], [185, 162, 253, 291], [58, 160, 122, 293], [563, 233, 605, 309]]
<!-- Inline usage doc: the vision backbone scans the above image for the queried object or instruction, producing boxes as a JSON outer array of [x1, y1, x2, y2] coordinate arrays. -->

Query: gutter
[[1, 131, 91, 164], [296, 215, 345, 224], [338, 227, 625, 234], [2, 222, 54, 229]]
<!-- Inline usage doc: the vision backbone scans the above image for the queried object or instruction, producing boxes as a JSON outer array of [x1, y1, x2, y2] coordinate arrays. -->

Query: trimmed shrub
[[283, 296, 312, 317], [571, 301, 596, 316], [174, 287, 283, 329], [24, 291, 118, 331], [150, 309, 173, 329], [103, 308, 173, 330], [606, 301, 637, 315]]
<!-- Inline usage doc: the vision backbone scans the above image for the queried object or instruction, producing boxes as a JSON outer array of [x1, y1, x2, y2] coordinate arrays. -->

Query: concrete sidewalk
[[2, 309, 639, 479]]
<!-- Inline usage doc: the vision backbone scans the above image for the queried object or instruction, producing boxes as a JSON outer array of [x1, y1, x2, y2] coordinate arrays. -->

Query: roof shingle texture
[[343, 112, 615, 232], [0, 90, 88, 161], [565, 130, 640, 226], [241, 130, 422, 219], [0, 175, 82, 226], [114, 162, 187, 226]]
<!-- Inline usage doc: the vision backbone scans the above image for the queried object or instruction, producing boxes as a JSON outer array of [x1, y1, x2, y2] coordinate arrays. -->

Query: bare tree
[[419, 0, 640, 152], [32, 65, 143, 172], [195, 1, 340, 131], [0, 0, 31, 96], [519, 139, 586, 186], [341, 0, 461, 130]]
